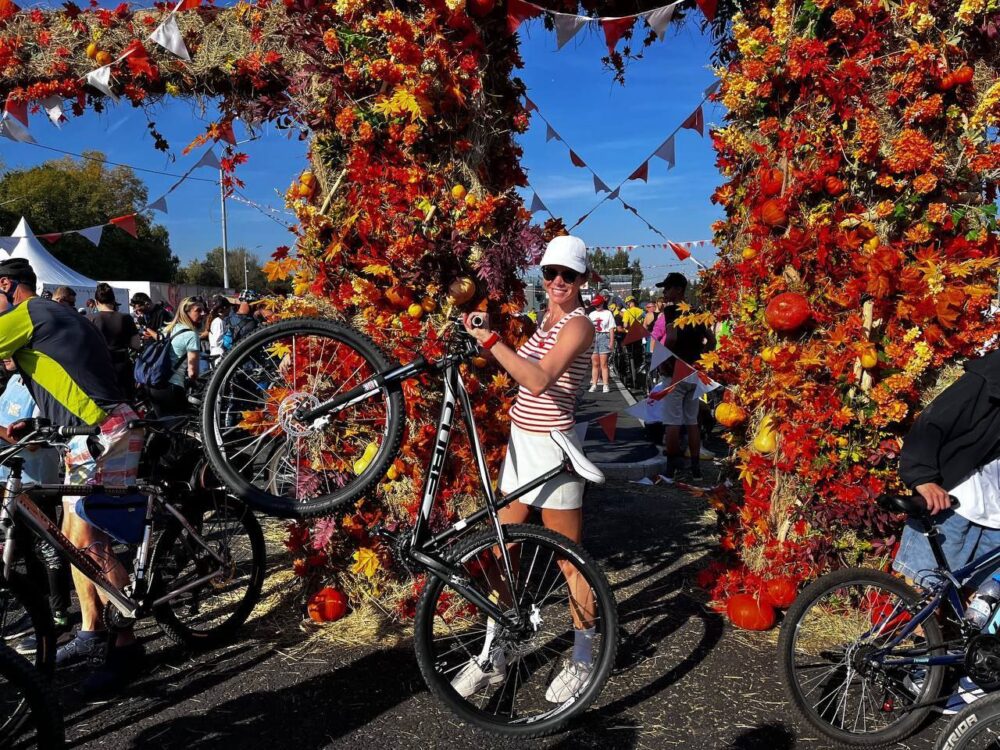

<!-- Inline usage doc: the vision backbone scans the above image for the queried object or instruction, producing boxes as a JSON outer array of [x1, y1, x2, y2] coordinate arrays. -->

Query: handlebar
[[55, 424, 101, 437]]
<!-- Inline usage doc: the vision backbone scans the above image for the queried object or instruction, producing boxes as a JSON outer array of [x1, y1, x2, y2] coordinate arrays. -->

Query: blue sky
[[1, 8, 722, 284]]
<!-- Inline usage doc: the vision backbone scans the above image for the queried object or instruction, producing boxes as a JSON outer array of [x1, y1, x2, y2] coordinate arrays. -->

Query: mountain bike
[[201, 316, 618, 736], [0, 643, 63, 749], [0, 419, 266, 664], [936, 692, 1000, 750], [777, 493, 1000, 747]]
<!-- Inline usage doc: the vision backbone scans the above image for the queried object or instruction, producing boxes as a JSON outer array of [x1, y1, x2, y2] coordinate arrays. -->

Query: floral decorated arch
[[2, 0, 999, 623]]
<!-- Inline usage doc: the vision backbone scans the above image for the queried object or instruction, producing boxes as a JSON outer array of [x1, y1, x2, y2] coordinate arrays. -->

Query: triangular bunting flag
[[628, 161, 649, 183], [669, 241, 691, 261], [0, 237, 17, 253], [109, 214, 138, 238], [653, 135, 676, 169], [681, 106, 704, 136], [150, 13, 191, 61], [693, 371, 721, 400], [625, 401, 650, 422], [601, 16, 634, 55], [77, 225, 104, 246], [147, 196, 168, 213], [672, 361, 696, 383], [196, 148, 221, 170], [597, 413, 618, 442], [84, 66, 116, 99], [3, 95, 27, 127], [622, 322, 647, 346], [608, 187, 620, 200], [622, 202, 638, 215], [593, 175, 611, 194], [644, 3, 677, 41], [40, 96, 63, 127], [507, 0, 542, 34], [529, 192, 546, 214], [36, 232, 62, 243], [0, 113, 34, 143], [648, 380, 681, 402], [696, 0, 718, 21], [573, 420, 589, 444], [545, 123, 560, 142], [704, 79, 722, 98], [216, 120, 237, 145], [553, 13, 589, 50], [650, 344, 674, 372], [569, 150, 586, 168], [523, 96, 538, 112]]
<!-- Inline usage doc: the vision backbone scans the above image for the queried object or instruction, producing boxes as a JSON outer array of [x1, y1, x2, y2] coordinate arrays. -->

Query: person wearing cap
[[0, 257, 145, 695], [587, 295, 616, 393], [456, 234, 599, 704]]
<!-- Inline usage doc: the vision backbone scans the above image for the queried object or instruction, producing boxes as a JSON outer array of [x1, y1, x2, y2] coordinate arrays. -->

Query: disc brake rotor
[[277, 392, 321, 438]]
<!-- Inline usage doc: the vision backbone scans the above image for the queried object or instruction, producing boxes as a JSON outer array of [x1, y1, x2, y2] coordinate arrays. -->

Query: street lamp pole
[[220, 168, 229, 289]]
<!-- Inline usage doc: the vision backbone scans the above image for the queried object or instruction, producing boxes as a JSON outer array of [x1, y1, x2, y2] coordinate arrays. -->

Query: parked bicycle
[[0, 643, 63, 749], [201, 316, 618, 736], [778, 493, 1000, 747], [0, 419, 266, 697]]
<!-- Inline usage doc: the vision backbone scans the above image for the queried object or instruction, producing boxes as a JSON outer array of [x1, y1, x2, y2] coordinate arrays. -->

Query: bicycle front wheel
[[151, 495, 265, 648], [413, 524, 618, 737], [201, 318, 405, 518], [936, 693, 1000, 750], [777, 567, 945, 747]]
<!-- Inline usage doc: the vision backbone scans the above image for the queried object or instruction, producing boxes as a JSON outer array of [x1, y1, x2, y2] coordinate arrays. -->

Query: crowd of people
[[0, 259, 268, 698]]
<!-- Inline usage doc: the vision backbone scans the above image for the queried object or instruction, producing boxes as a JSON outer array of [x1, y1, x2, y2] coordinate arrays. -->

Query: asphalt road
[[51, 477, 944, 750]]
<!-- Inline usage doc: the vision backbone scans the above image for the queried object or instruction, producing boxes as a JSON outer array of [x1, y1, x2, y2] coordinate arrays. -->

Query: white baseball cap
[[539, 235, 588, 274]]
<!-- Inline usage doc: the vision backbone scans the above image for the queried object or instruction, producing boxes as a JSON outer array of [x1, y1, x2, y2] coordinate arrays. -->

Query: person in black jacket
[[892, 350, 1000, 588]]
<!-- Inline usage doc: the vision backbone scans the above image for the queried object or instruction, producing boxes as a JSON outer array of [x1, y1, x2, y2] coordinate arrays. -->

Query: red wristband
[[481, 332, 500, 350]]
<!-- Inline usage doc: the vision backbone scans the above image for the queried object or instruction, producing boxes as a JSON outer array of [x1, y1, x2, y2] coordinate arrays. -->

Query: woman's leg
[[541, 507, 595, 631], [590, 352, 600, 386], [599, 354, 610, 388]]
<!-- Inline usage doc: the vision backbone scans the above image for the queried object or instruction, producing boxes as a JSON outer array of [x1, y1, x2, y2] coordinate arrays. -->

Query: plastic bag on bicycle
[[75, 494, 148, 545]]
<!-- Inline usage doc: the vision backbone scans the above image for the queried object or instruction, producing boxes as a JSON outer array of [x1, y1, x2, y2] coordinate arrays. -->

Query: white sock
[[572, 627, 595, 665], [478, 618, 497, 664]]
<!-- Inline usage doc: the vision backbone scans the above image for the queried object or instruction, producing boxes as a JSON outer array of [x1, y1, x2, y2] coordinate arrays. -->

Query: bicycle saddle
[[550, 430, 605, 485], [877, 493, 930, 516]]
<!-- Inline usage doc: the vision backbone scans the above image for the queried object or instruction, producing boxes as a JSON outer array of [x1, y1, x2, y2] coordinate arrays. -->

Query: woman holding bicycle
[[458, 234, 598, 703]]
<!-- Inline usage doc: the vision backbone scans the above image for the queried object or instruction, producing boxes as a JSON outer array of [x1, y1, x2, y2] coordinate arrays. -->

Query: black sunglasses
[[541, 266, 581, 284]]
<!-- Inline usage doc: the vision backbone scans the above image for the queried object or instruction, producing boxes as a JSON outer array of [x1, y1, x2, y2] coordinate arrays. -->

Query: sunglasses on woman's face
[[541, 266, 581, 284]]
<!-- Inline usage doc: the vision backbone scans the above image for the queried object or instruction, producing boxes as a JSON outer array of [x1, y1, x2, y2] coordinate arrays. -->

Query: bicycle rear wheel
[[0, 644, 63, 750], [777, 567, 945, 747], [201, 318, 405, 518], [151, 495, 265, 648], [413, 525, 618, 737]]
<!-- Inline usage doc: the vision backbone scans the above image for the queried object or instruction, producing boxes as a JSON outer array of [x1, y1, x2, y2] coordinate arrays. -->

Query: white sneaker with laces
[[588, 384, 598, 393], [602, 384, 610, 393], [545, 660, 592, 703], [451, 653, 506, 698]]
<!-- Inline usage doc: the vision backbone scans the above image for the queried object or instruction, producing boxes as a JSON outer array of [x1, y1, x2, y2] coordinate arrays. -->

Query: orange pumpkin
[[763, 577, 798, 609], [714, 402, 747, 428], [741, 246, 757, 260], [308, 587, 348, 622], [385, 285, 413, 308], [407, 303, 424, 319], [765, 292, 811, 332], [759, 198, 787, 228], [760, 168, 784, 197], [824, 176, 845, 196], [450, 184, 467, 200], [952, 65, 974, 85], [727, 594, 776, 631], [448, 277, 476, 305], [95, 50, 111, 66]]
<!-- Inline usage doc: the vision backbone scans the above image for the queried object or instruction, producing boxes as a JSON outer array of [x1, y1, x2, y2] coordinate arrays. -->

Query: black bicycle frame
[[300, 345, 575, 630]]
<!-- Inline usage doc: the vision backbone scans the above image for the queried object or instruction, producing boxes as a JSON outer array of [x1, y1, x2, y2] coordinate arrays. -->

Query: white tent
[[9, 218, 128, 308]]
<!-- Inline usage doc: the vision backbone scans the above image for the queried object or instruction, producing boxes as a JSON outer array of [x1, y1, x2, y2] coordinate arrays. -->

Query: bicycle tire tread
[[0, 644, 63, 749]]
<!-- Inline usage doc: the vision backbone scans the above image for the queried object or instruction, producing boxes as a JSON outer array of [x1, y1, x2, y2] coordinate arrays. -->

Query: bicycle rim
[[152, 498, 264, 645], [781, 571, 943, 744], [414, 525, 617, 737], [202, 318, 404, 518]]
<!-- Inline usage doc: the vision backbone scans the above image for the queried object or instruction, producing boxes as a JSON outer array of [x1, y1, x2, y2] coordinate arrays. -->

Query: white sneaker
[[545, 660, 592, 703], [588, 384, 598, 393], [451, 653, 506, 698], [602, 384, 610, 393]]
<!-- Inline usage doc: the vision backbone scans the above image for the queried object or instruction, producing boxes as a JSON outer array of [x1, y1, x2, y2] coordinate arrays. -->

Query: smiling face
[[541, 265, 586, 308]]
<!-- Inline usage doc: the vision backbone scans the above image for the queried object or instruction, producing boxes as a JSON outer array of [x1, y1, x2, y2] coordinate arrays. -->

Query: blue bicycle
[[778, 494, 1000, 747]]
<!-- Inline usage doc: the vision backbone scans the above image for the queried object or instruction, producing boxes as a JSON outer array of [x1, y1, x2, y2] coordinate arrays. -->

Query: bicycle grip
[[56, 425, 101, 437]]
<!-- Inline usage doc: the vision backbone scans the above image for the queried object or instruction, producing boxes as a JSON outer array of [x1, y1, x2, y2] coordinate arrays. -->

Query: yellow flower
[[957, 0, 987, 24]]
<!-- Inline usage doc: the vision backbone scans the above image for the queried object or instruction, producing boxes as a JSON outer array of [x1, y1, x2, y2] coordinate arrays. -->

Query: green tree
[[0, 152, 179, 281], [176, 246, 272, 292], [587, 248, 644, 293]]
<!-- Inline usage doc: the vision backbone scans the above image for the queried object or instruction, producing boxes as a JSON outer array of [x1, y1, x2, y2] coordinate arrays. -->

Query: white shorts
[[499, 423, 585, 510], [663, 381, 699, 426]]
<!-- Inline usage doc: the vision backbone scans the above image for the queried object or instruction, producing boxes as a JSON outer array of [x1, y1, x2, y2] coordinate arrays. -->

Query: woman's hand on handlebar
[[915, 481, 952, 515], [462, 314, 493, 346]]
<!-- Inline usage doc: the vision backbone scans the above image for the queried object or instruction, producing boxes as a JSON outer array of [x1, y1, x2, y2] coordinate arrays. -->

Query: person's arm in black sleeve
[[899, 371, 984, 495]]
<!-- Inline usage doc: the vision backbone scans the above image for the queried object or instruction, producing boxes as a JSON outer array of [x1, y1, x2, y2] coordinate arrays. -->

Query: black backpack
[[221, 314, 258, 352]]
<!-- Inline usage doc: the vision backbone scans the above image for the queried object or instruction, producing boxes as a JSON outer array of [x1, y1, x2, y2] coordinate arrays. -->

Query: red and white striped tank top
[[509, 307, 593, 433]]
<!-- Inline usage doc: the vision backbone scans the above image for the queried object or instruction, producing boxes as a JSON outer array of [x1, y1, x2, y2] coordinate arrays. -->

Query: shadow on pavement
[[726, 722, 796, 749]]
